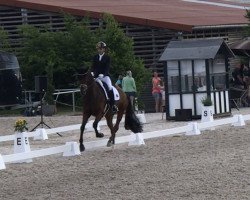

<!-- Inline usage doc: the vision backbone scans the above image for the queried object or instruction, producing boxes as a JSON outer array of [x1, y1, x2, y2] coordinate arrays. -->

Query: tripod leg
[[42, 122, 62, 137], [31, 122, 43, 132], [43, 122, 51, 129]]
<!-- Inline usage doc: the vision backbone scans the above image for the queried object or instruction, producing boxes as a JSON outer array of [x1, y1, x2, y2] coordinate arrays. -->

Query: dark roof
[[231, 38, 250, 50], [230, 38, 250, 57], [159, 39, 235, 61], [0, 0, 249, 32]]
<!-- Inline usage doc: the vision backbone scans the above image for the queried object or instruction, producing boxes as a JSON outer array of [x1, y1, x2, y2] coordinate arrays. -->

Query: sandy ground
[[0, 108, 249, 200]]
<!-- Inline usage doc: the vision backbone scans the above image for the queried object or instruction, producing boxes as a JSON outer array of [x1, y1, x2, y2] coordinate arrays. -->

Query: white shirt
[[99, 53, 104, 61]]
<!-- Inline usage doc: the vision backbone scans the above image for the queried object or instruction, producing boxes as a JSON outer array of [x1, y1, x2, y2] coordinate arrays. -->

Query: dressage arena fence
[[0, 113, 249, 170]]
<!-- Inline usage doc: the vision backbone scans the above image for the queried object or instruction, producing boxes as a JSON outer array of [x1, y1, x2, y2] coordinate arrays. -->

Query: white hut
[[159, 38, 235, 120]]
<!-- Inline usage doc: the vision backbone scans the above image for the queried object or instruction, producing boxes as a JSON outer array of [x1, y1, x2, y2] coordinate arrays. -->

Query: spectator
[[152, 71, 162, 112], [243, 64, 250, 88], [122, 70, 137, 108], [115, 75, 123, 88], [232, 63, 244, 89], [159, 80, 165, 112]]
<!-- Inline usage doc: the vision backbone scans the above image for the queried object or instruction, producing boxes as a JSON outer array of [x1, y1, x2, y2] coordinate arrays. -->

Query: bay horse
[[77, 69, 143, 151]]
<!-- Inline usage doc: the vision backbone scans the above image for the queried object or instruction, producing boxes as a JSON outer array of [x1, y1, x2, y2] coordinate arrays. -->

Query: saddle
[[95, 79, 120, 102], [95, 79, 120, 114]]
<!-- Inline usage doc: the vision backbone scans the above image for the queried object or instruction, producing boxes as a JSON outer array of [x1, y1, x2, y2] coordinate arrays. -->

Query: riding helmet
[[96, 41, 107, 49]]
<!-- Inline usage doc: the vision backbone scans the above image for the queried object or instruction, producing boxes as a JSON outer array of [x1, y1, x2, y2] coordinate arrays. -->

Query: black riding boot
[[108, 90, 118, 114]]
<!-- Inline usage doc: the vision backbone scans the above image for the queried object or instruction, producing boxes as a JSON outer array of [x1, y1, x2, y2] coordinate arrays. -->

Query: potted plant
[[201, 96, 213, 107], [14, 119, 28, 133], [201, 96, 214, 122]]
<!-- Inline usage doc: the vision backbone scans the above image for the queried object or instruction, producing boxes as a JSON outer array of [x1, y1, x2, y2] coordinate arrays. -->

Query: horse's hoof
[[96, 133, 104, 138], [107, 140, 114, 147], [80, 144, 85, 152], [107, 141, 112, 147]]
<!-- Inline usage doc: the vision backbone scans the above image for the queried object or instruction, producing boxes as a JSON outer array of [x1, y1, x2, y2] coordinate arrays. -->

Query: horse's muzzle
[[80, 84, 87, 96]]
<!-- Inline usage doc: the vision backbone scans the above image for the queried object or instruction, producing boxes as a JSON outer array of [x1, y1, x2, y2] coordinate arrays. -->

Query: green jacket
[[122, 75, 136, 92]]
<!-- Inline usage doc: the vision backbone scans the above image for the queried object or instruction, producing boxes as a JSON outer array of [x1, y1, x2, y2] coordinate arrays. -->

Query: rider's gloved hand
[[91, 72, 94, 76], [98, 74, 104, 78]]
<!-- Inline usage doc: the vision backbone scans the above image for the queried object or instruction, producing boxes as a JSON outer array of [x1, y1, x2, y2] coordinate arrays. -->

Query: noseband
[[80, 84, 88, 96], [77, 71, 94, 96]]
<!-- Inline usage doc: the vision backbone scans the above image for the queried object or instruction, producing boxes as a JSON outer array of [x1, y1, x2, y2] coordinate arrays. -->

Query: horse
[[77, 69, 143, 151]]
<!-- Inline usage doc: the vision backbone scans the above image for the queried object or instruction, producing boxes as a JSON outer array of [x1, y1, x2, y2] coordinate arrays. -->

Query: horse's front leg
[[79, 113, 90, 152], [93, 113, 104, 138]]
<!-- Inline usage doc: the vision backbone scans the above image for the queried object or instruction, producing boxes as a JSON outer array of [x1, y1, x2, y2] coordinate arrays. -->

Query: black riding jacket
[[91, 54, 110, 78]]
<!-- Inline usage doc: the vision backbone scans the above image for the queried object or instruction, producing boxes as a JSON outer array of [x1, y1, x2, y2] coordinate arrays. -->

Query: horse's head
[[76, 69, 95, 96]]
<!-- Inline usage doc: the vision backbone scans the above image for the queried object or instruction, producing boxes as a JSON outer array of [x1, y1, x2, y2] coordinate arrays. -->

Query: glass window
[[194, 60, 206, 91], [180, 60, 192, 92], [167, 61, 179, 93], [211, 73, 226, 90]]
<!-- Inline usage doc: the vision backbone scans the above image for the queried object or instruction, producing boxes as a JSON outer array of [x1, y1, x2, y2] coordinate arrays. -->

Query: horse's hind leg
[[106, 108, 124, 147], [79, 114, 90, 152], [105, 114, 115, 147], [93, 113, 104, 138], [113, 109, 124, 134]]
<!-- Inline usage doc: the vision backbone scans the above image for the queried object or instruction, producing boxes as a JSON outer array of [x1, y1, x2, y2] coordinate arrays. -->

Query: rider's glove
[[91, 72, 94, 76], [98, 74, 104, 78]]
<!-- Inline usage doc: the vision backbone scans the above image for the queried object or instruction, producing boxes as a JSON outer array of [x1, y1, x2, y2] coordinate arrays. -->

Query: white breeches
[[97, 76, 112, 91]]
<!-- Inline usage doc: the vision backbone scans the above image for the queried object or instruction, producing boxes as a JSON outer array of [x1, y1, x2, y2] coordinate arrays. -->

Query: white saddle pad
[[113, 86, 120, 101], [95, 79, 120, 101]]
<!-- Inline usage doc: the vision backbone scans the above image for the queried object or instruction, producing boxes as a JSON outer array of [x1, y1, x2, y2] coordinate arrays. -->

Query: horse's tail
[[125, 96, 143, 133]]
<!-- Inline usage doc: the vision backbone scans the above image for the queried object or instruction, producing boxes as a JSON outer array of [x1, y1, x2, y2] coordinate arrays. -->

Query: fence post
[[128, 133, 145, 146], [0, 154, 6, 170], [232, 114, 245, 127], [63, 142, 81, 157], [185, 122, 201, 136], [33, 128, 48, 140]]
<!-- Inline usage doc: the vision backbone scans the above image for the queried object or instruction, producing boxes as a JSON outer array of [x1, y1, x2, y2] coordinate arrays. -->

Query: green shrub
[[201, 96, 213, 106]]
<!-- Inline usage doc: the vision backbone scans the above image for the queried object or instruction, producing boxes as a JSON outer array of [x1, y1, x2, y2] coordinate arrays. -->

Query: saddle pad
[[96, 79, 109, 99], [96, 79, 120, 101], [113, 86, 120, 101]]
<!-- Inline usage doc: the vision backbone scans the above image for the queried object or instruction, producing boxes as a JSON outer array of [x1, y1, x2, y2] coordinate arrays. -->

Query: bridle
[[77, 71, 95, 96]]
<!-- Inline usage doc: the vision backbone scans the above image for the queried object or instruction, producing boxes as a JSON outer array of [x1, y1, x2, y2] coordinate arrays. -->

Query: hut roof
[[159, 38, 235, 61]]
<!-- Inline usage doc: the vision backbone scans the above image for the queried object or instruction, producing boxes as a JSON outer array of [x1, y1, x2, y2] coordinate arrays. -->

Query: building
[[0, 0, 249, 112], [160, 38, 235, 119]]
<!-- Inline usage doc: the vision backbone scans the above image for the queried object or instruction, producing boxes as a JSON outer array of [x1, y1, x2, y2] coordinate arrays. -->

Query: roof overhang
[[0, 0, 248, 32], [159, 38, 235, 61]]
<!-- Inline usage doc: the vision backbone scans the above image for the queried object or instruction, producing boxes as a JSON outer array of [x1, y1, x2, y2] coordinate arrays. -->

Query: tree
[[19, 16, 96, 104], [0, 27, 11, 51], [18, 13, 150, 107]]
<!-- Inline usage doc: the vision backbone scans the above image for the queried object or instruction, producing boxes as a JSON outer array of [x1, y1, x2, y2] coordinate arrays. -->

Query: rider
[[91, 41, 118, 113]]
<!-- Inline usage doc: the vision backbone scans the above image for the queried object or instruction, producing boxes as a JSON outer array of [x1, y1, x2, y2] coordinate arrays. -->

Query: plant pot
[[42, 104, 56, 116]]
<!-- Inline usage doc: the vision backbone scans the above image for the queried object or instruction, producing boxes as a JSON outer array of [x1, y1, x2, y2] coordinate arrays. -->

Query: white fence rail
[[0, 141, 80, 169], [0, 113, 146, 142], [0, 113, 249, 170]]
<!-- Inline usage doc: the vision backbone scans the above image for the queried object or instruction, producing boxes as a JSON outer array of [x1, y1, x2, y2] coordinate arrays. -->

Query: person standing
[[122, 70, 137, 108], [91, 41, 117, 113], [115, 75, 123, 88], [232, 63, 244, 89], [152, 71, 162, 112]]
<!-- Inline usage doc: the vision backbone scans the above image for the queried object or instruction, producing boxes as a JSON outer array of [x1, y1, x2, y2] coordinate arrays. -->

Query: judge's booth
[[159, 39, 235, 120]]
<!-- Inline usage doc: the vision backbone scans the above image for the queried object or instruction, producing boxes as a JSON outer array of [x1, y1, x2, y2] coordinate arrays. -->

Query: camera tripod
[[31, 91, 62, 136]]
